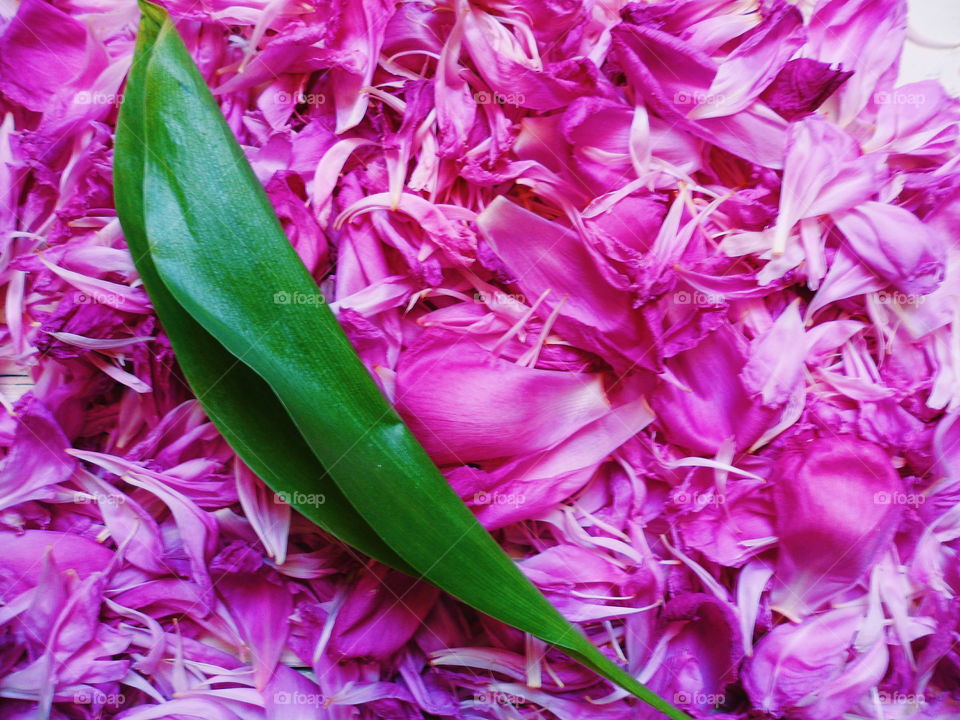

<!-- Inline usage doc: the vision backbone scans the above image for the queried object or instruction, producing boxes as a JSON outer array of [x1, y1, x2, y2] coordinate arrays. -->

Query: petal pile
[[1, 0, 960, 718]]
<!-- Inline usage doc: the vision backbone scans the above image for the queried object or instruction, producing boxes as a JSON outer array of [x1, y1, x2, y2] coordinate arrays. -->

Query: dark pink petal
[[0, 0, 106, 113], [0, 399, 74, 511], [330, 565, 439, 661], [216, 571, 292, 690], [761, 58, 854, 120], [612, 23, 788, 168], [649, 325, 780, 455]]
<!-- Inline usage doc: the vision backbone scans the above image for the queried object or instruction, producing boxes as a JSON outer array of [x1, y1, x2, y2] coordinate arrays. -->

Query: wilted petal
[[235, 461, 290, 566], [612, 22, 787, 168], [807, 0, 907, 125], [740, 301, 806, 407], [0, 0, 107, 113], [216, 570, 292, 690], [772, 117, 881, 254]]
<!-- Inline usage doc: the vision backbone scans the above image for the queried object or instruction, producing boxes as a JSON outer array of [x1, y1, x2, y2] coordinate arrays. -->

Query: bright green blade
[[117, 4, 691, 717], [113, 0, 413, 574]]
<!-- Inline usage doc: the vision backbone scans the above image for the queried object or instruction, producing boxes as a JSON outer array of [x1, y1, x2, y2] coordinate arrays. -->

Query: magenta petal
[[0, 0, 105, 113], [0, 399, 74, 511], [770, 437, 903, 619], [649, 325, 779, 455], [476, 196, 655, 372], [772, 116, 881, 253], [650, 593, 744, 713], [745, 605, 887, 719], [216, 571, 292, 690], [396, 330, 610, 465], [761, 58, 853, 120], [330, 565, 439, 661], [690, 2, 806, 120], [612, 22, 788, 168], [2, 0, 954, 714], [0, 530, 113, 600], [462, 8, 606, 111], [807, 0, 907, 124], [833, 201, 946, 296]]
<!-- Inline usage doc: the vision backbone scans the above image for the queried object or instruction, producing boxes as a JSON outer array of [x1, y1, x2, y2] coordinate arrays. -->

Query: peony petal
[[770, 437, 903, 620], [396, 329, 610, 465]]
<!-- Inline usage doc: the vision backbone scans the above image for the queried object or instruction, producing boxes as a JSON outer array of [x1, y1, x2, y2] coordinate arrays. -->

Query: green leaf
[[113, 0, 413, 574], [116, 4, 692, 718]]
